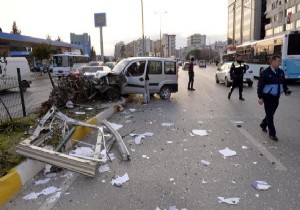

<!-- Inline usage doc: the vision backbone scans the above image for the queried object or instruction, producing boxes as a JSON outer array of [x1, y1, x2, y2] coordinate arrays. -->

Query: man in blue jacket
[[257, 55, 291, 141]]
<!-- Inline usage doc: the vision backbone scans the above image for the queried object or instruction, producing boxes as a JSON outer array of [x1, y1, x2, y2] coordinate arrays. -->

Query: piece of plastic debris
[[218, 197, 240, 205], [102, 180, 106, 183], [201, 160, 210, 166], [111, 173, 129, 187], [232, 180, 236, 184], [253, 162, 257, 165], [125, 120, 132, 123], [192, 130, 208, 136], [130, 132, 153, 145], [242, 146, 248, 149], [219, 147, 237, 157], [74, 112, 86, 115], [233, 120, 244, 124], [66, 100, 74, 108], [69, 147, 94, 157], [99, 164, 110, 173], [251, 181, 271, 190], [118, 105, 125, 112], [85, 107, 93, 111], [45, 173, 57, 178], [255, 194, 259, 198], [202, 179, 208, 184], [142, 155, 150, 159], [34, 178, 51, 185], [169, 178, 175, 182], [161, 123, 175, 127], [130, 148, 136, 152], [190, 133, 195, 137], [198, 121, 204, 124], [107, 121, 123, 131], [167, 141, 173, 144]]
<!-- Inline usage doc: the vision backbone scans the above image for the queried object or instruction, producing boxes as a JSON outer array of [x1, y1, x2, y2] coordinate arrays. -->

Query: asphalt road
[[3, 65, 300, 210]]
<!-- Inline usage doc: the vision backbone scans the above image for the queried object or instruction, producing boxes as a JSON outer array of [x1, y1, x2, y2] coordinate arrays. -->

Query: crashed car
[[92, 57, 178, 101]]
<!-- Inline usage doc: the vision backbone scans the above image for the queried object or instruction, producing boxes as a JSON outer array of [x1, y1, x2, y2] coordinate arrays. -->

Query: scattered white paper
[[198, 121, 204, 124], [251, 181, 271, 190], [218, 147, 237, 157], [142, 155, 150, 159], [107, 122, 123, 131], [192, 130, 208, 136], [255, 194, 259, 198], [108, 153, 115, 160], [34, 178, 51, 185], [190, 133, 195, 137], [202, 179, 208, 184], [48, 191, 62, 203], [111, 173, 129, 187], [253, 162, 257, 165], [169, 206, 178, 210], [102, 180, 106, 183], [45, 173, 57, 178], [161, 123, 174, 127], [23, 186, 61, 200], [167, 141, 173, 144], [125, 120, 132, 123], [155, 208, 161, 210], [129, 108, 137, 112], [74, 112, 85, 115], [85, 107, 93, 111], [130, 148, 136, 152], [66, 100, 74, 108], [232, 120, 244, 124], [69, 146, 94, 157], [201, 160, 210, 166], [218, 197, 240, 205], [130, 132, 153, 145], [124, 115, 134, 119], [99, 164, 110, 173], [169, 178, 175, 182], [232, 180, 236, 184], [44, 164, 52, 174], [242, 146, 248, 149]]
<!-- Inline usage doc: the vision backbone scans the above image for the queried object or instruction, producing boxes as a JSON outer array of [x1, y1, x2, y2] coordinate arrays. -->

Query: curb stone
[[0, 106, 117, 206]]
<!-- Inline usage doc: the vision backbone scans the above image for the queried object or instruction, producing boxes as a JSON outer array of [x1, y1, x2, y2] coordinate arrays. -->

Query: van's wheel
[[215, 75, 219, 83], [21, 81, 28, 92], [248, 81, 253, 87], [106, 86, 120, 101], [225, 77, 231, 87], [159, 86, 171, 100]]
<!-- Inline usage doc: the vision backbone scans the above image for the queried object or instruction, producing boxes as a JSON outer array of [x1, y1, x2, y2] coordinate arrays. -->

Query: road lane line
[[233, 123, 287, 171]]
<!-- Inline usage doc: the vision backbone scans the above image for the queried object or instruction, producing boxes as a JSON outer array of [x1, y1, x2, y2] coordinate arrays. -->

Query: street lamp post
[[155, 11, 167, 57], [141, 0, 145, 56]]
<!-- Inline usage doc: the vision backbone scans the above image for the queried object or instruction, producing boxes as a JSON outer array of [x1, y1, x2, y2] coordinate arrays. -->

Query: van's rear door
[[122, 60, 146, 94]]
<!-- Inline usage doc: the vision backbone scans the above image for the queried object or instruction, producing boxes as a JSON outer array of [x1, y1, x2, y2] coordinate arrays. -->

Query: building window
[[274, 26, 283, 34], [296, 19, 300, 28], [286, 22, 293, 30], [266, 29, 273, 36], [297, 3, 300, 12]]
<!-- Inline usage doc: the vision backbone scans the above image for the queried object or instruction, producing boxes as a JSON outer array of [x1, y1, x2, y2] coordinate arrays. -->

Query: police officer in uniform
[[228, 54, 248, 100], [257, 55, 291, 141]]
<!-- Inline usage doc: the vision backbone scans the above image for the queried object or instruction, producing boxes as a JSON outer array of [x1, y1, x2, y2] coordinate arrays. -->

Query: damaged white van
[[92, 57, 178, 100], [0, 57, 32, 92]]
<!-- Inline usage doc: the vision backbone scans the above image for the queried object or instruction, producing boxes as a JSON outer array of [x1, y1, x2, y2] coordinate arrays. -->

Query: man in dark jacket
[[257, 54, 291, 141], [228, 54, 248, 100], [188, 57, 195, 91]]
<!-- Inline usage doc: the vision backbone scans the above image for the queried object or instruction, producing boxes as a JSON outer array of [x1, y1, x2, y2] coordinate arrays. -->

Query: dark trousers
[[188, 73, 194, 89], [230, 77, 243, 98], [261, 94, 279, 136]]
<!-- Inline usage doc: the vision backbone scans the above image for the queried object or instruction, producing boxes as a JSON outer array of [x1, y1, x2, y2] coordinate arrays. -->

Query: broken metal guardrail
[[16, 105, 130, 177]]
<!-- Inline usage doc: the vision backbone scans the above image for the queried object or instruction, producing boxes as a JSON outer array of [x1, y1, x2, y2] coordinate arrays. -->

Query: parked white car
[[215, 62, 254, 87]]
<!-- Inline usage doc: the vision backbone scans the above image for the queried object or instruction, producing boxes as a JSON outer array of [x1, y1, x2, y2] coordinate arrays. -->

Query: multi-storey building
[[265, 0, 300, 38], [114, 41, 125, 60], [162, 34, 176, 57], [227, 0, 266, 46], [187, 34, 206, 47], [70, 33, 91, 56]]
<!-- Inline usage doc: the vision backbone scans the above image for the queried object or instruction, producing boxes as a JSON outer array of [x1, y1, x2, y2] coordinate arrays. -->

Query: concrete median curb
[[0, 105, 118, 206]]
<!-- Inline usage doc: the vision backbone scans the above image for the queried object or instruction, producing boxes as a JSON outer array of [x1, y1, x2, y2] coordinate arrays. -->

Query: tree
[[90, 46, 96, 61], [46, 34, 51, 40], [56, 36, 62, 42], [11, 21, 21, 35], [32, 43, 53, 64]]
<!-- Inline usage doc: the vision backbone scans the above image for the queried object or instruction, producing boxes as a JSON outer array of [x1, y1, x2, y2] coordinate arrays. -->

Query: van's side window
[[164, 61, 176, 75], [148, 61, 162, 74], [126, 61, 146, 77]]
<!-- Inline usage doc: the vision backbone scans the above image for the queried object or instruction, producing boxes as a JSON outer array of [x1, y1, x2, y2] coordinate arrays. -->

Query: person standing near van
[[188, 57, 195, 91], [143, 65, 150, 104], [228, 54, 247, 100], [257, 55, 291, 141]]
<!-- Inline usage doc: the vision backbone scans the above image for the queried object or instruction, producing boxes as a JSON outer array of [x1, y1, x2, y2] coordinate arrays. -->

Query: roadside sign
[[94, 13, 107, 27]]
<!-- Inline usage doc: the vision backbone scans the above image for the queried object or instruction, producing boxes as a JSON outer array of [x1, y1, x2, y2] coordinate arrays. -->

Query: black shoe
[[228, 92, 231, 99], [269, 135, 278, 141], [260, 124, 267, 132], [188, 88, 191, 90], [191, 88, 195, 91], [239, 97, 245, 101]]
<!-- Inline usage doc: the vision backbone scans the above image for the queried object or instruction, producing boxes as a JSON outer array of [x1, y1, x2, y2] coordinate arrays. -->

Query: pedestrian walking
[[228, 54, 248, 100], [142, 65, 150, 104], [257, 54, 291, 141], [188, 57, 195, 91]]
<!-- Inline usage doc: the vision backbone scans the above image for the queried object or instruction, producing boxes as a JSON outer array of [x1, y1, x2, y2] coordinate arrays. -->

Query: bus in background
[[221, 51, 236, 63], [236, 30, 300, 79], [52, 54, 89, 77]]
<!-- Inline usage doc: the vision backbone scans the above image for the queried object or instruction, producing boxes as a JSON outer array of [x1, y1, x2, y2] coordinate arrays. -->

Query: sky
[[1, 0, 228, 55]]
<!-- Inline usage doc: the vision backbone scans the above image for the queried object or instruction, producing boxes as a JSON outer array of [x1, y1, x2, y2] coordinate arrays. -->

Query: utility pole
[[141, 0, 145, 56]]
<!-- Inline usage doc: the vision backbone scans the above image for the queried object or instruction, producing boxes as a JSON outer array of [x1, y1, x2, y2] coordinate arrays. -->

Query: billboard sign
[[94, 13, 106, 27]]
